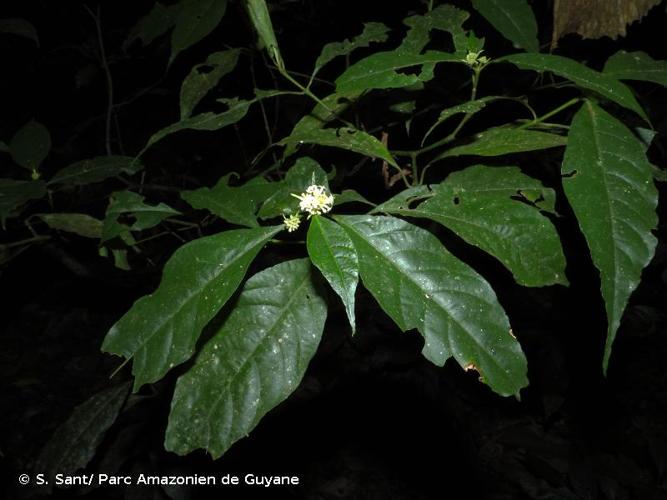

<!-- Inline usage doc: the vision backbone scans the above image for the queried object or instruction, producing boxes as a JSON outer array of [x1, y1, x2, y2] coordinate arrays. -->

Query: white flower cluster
[[463, 50, 489, 68], [282, 213, 301, 232], [292, 184, 335, 217]]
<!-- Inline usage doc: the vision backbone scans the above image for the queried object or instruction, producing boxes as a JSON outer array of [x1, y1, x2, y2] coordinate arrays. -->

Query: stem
[[516, 98, 581, 130]]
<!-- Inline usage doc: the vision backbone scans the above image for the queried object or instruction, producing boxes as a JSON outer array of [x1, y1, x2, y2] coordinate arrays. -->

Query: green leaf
[[124, 2, 181, 49], [422, 96, 502, 145], [0, 141, 9, 152], [170, 0, 228, 65], [0, 18, 39, 45], [102, 226, 281, 390], [258, 157, 329, 219], [399, 5, 469, 54], [314, 22, 389, 76], [102, 191, 181, 243], [280, 126, 398, 167], [336, 51, 461, 94], [334, 189, 375, 207], [307, 216, 358, 332], [499, 53, 648, 122], [434, 127, 566, 160], [165, 258, 326, 458], [603, 50, 667, 87], [181, 174, 277, 227], [471, 0, 539, 52], [34, 382, 131, 491], [561, 101, 658, 371], [49, 156, 143, 186], [10, 120, 50, 172], [180, 49, 241, 119], [0, 179, 46, 227], [335, 215, 528, 396], [37, 213, 103, 239], [379, 166, 566, 287], [144, 97, 252, 151], [245, 0, 283, 69]]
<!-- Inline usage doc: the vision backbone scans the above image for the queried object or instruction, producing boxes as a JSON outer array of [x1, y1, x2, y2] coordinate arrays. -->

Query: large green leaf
[[314, 22, 389, 76], [280, 126, 398, 167], [102, 225, 281, 390], [307, 216, 358, 332], [37, 213, 103, 239], [124, 2, 182, 49], [434, 127, 566, 160], [376, 166, 566, 287], [471, 0, 539, 52], [603, 50, 667, 87], [165, 258, 326, 458], [180, 49, 241, 119], [336, 51, 461, 93], [258, 157, 329, 219], [10, 120, 50, 172], [34, 382, 131, 491], [245, 0, 283, 69], [181, 174, 277, 227], [499, 53, 648, 122], [562, 101, 658, 371], [399, 4, 469, 54], [0, 179, 46, 226], [335, 215, 528, 396], [170, 0, 228, 65], [49, 156, 143, 186]]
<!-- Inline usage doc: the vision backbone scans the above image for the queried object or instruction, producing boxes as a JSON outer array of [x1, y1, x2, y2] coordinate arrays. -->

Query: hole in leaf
[[453, 196, 460, 205]]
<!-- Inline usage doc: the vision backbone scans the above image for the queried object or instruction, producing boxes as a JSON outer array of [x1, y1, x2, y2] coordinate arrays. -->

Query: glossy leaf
[[314, 22, 389, 75], [378, 166, 567, 287], [435, 127, 566, 160], [335, 215, 528, 396], [34, 382, 131, 490], [101, 191, 180, 243], [499, 53, 648, 121], [124, 2, 181, 49], [603, 50, 667, 87], [0, 18, 38, 45], [422, 96, 502, 145], [49, 156, 143, 186], [180, 49, 241, 119], [102, 225, 281, 390], [245, 0, 283, 69], [258, 157, 329, 219], [181, 174, 277, 227], [307, 216, 358, 332], [562, 101, 658, 371], [170, 0, 228, 65], [38, 213, 103, 239], [336, 51, 461, 93], [0, 179, 46, 226], [165, 258, 326, 458], [10, 120, 50, 172], [334, 189, 375, 207], [471, 0, 539, 52], [280, 126, 398, 167]]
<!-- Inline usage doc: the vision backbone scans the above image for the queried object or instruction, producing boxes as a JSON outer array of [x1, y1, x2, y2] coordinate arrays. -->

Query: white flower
[[282, 213, 301, 232], [291, 184, 334, 217]]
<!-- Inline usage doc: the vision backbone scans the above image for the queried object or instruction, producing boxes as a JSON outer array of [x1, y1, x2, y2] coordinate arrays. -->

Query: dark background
[[1, 0, 666, 498]]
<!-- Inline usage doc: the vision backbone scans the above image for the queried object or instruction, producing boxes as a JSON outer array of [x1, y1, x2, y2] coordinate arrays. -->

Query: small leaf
[[37, 213, 103, 239], [434, 127, 566, 160], [379, 166, 567, 287], [180, 49, 241, 119], [34, 382, 131, 490], [336, 51, 461, 94], [499, 53, 649, 122], [399, 5, 469, 54], [165, 258, 326, 458], [124, 2, 181, 49], [258, 157, 329, 219], [422, 96, 502, 145], [0, 179, 46, 227], [245, 0, 283, 69], [181, 174, 277, 227], [471, 0, 539, 52], [102, 225, 281, 390], [0, 18, 39, 45], [170, 0, 228, 65], [10, 120, 50, 172], [562, 101, 658, 371], [49, 156, 143, 186], [0, 141, 9, 152], [307, 216, 358, 332], [314, 22, 390, 76], [335, 215, 528, 396], [603, 50, 667, 87]]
